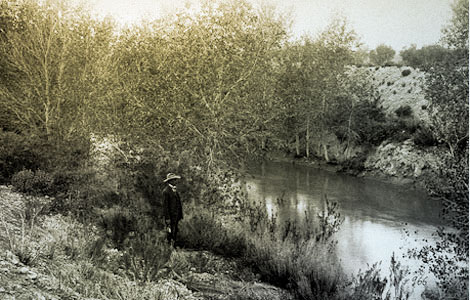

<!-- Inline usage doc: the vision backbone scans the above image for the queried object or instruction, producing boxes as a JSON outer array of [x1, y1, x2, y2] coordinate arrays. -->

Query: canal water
[[245, 160, 443, 279]]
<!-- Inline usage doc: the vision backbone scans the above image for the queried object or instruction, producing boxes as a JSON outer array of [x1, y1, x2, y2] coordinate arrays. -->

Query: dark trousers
[[167, 220, 179, 243]]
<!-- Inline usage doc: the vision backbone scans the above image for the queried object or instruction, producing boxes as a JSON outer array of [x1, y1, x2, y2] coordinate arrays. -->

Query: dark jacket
[[163, 185, 183, 222]]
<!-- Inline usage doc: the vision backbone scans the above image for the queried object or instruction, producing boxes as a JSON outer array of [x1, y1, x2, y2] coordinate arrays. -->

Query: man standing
[[162, 173, 183, 243]]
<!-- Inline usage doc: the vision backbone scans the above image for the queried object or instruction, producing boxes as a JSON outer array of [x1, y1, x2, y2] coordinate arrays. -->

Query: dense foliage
[[0, 0, 366, 166], [369, 44, 396, 66], [413, 0, 469, 297], [400, 45, 452, 69]]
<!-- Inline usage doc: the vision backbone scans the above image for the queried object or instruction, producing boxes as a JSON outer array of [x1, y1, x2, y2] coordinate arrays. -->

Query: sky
[[86, 0, 454, 51]]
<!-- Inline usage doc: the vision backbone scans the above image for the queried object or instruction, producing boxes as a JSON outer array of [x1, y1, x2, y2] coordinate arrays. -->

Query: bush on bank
[[177, 197, 421, 300]]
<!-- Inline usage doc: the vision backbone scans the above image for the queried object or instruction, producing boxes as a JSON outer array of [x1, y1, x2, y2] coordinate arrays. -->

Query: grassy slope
[[0, 185, 292, 300]]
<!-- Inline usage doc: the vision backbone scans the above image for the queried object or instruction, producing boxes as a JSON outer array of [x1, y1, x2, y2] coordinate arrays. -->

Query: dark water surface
[[245, 160, 443, 278]]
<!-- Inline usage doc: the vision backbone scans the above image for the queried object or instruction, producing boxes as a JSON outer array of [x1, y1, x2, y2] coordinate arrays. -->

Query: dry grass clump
[[178, 198, 348, 299]]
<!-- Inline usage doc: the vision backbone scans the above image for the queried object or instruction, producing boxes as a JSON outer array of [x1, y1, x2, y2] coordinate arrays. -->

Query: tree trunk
[[295, 132, 300, 156], [344, 145, 351, 160], [306, 115, 310, 158], [323, 144, 329, 162]]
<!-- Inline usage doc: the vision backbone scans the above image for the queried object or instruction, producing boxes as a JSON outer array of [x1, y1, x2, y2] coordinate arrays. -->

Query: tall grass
[[178, 197, 347, 299], [178, 194, 420, 300]]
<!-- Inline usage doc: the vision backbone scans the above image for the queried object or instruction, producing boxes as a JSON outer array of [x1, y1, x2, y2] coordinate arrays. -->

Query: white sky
[[85, 0, 454, 51]]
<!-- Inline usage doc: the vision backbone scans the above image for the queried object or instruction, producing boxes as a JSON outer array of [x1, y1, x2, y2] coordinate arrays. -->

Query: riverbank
[[0, 182, 413, 300], [261, 66, 447, 191], [264, 148, 433, 190], [0, 185, 293, 300]]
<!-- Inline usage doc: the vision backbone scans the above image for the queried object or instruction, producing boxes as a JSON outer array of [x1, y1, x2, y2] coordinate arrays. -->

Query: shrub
[[401, 69, 412, 76], [329, 99, 399, 147], [340, 153, 367, 175], [412, 149, 469, 298], [50, 259, 173, 299], [121, 228, 173, 282], [2, 212, 41, 266], [0, 132, 94, 216], [242, 199, 345, 299], [178, 210, 246, 257], [0, 132, 41, 184], [387, 81, 393, 86], [39, 214, 102, 262], [95, 206, 172, 282], [11, 169, 53, 196], [352, 101, 393, 146], [395, 105, 413, 118], [1, 194, 52, 266], [413, 126, 439, 147], [386, 253, 416, 299], [98, 207, 139, 249], [345, 253, 418, 300], [346, 263, 387, 299], [117, 140, 246, 214]]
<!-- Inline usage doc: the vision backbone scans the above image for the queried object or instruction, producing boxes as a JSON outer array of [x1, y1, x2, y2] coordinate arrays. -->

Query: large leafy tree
[[411, 0, 469, 297], [0, 0, 115, 138], [442, 0, 469, 49], [426, 0, 468, 157], [106, 0, 288, 167], [276, 17, 358, 159], [369, 44, 395, 66], [400, 44, 451, 69]]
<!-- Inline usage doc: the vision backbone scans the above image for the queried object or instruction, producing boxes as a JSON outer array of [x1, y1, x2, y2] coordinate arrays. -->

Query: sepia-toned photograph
[[0, 0, 468, 299]]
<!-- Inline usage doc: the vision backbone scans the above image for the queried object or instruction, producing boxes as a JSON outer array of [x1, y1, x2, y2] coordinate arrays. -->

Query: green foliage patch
[[401, 69, 412, 76], [11, 169, 53, 196], [0, 132, 41, 184], [395, 105, 413, 118]]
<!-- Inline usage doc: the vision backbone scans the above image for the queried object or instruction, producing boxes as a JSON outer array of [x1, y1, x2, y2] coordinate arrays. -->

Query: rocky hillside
[[362, 66, 451, 186], [364, 140, 445, 184], [368, 66, 429, 124], [361, 66, 444, 184]]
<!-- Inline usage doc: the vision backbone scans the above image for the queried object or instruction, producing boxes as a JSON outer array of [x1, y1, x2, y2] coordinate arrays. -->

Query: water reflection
[[245, 161, 442, 277]]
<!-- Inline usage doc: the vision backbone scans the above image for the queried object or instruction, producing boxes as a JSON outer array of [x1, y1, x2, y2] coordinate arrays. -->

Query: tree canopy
[[369, 44, 395, 66]]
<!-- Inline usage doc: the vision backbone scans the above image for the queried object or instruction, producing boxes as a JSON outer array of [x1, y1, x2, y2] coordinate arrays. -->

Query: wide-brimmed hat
[[163, 173, 181, 183]]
